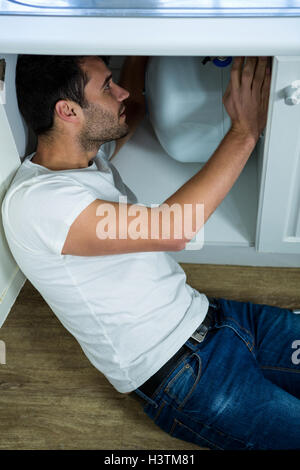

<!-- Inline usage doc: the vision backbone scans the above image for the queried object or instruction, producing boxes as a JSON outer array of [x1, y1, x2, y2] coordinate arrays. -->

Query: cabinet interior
[[110, 55, 263, 249]]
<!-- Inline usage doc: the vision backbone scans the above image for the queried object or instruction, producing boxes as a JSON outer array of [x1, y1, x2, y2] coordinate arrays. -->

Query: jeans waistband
[[135, 297, 218, 402]]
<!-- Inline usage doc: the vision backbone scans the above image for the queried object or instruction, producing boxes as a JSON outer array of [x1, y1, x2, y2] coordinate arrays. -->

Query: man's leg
[[140, 298, 300, 450], [215, 297, 300, 398]]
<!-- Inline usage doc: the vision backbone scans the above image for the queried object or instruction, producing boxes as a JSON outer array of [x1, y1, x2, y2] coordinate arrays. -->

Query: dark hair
[[15, 54, 110, 138]]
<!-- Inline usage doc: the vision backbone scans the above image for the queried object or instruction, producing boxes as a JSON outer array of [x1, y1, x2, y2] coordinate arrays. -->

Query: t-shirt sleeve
[[98, 140, 116, 161], [7, 176, 97, 256]]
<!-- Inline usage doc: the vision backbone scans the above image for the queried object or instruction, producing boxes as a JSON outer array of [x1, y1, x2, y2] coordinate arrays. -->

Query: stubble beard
[[77, 102, 128, 152]]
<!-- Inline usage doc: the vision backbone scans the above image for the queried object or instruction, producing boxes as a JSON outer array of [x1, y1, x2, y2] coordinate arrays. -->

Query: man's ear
[[54, 100, 81, 124]]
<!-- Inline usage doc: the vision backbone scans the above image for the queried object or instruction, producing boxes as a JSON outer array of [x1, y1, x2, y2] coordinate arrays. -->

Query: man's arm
[[162, 57, 271, 245], [110, 56, 149, 159], [61, 56, 271, 257], [62, 131, 255, 256]]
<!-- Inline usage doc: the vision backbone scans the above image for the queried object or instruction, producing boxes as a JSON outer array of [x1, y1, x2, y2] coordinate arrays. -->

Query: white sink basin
[[145, 56, 232, 163]]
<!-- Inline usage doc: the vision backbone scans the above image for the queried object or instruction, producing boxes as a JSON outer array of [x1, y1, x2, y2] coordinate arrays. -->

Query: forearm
[[110, 57, 149, 156], [118, 56, 149, 106], [162, 129, 257, 244]]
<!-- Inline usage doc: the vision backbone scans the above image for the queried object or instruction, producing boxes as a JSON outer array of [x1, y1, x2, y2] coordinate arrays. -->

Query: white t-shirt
[[1, 141, 209, 393]]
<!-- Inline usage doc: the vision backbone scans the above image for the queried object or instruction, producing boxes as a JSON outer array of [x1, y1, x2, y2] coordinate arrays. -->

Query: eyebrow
[[101, 73, 113, 89]]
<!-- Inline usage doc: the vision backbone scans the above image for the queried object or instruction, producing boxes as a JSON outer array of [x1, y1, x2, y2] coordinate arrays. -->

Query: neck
[[32, 138, 102, 170]]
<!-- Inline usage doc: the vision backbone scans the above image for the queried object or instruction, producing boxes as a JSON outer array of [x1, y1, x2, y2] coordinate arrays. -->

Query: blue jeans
[[134, 297, 300, 450]]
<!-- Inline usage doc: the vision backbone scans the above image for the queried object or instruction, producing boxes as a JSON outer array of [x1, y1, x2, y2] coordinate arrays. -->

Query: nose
[[113, 83, 130, 102]]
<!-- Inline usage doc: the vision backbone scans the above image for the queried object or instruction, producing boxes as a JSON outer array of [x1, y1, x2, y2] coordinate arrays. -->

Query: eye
[[104, 80, 112, 91]]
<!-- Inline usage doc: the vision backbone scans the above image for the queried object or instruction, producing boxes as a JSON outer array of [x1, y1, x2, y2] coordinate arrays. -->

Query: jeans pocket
[[163, 353, 202, 409]]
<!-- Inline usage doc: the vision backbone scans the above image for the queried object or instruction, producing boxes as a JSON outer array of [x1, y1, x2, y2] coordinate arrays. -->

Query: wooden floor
[[0, 263, 299, 450]]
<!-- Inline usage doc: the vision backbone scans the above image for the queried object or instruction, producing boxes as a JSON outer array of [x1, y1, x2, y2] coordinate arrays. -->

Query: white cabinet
[[111, 55, 300, 260], [1, 14, 300, 326], [0, 72, 27, 327], [256, 56, 300, 254]]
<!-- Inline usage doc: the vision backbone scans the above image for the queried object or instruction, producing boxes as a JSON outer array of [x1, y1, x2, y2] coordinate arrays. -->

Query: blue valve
[[212, 57, 233, 68]]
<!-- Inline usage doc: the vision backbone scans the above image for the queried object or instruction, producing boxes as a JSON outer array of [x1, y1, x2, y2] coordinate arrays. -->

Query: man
[[2, 54, 300, 450]]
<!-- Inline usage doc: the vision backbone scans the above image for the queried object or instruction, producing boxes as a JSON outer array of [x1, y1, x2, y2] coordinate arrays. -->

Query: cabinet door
[[0, 56, 26, 327], [256, 56, 300, 254]]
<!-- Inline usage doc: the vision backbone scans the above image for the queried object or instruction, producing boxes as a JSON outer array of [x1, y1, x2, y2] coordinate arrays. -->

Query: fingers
[[261, 60, 272, 107], [223, 56, 272, 105], [230, 56, 244, 89], [223, 56, 244, 102], [232, 56, 271, 96], [241, 57, 258, 90], [251, 57, 269, 94]]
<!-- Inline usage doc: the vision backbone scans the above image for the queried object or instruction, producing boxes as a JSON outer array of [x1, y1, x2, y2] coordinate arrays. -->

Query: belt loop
[[134, 388, 159, 408]]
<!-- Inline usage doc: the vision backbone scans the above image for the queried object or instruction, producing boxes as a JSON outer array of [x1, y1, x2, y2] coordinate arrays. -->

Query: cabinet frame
[[256, 56, 300, 254]]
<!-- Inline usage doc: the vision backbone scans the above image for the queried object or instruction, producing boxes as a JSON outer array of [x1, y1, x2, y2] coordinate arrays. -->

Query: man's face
[[77, 57, 130, 151]]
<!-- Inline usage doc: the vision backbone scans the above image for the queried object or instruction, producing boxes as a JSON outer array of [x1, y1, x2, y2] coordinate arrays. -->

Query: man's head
[[16, 55, 129, 152]]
